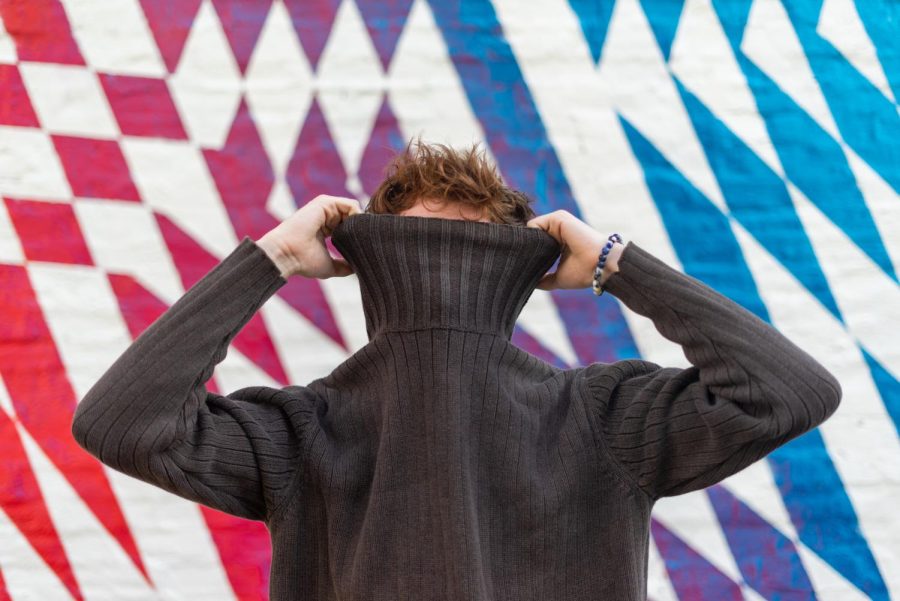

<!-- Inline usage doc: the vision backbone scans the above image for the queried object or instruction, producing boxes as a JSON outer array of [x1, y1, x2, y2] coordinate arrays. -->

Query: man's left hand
[[526, 210, 625, 291]]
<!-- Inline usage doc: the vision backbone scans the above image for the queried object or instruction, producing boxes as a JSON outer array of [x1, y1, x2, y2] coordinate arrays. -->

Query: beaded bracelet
[[592, 233, 623, 296]]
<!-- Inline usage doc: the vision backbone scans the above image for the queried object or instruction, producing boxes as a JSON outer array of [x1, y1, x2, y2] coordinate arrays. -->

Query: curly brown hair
[[365, 137, 537, 225]]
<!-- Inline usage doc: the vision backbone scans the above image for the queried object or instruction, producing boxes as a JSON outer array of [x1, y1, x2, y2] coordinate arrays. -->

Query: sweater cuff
[[599, 240, 716, 322], [175, 235, 288, 317], [598, 241, 660, 312], [231, 235, 289, 290]]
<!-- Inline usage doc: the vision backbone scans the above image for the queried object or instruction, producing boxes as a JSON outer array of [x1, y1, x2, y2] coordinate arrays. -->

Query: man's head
[[366, 137, 537, 225]]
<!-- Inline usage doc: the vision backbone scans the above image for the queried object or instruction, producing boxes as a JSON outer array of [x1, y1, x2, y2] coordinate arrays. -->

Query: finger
[[330, 257, 355, 278], [334, 196, 363, 216], [534, 271, 557, 290], [526, 213, 550, 232], [321, 200, 360, 235], [526, 213, 562, 242]]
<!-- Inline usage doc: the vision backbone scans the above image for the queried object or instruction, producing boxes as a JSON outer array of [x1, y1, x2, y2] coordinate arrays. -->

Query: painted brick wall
[[0, 0, 897, 599]]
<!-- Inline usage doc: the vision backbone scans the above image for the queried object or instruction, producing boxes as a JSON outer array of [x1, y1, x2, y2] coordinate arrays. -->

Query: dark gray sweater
[[71, 212, 842, 600]]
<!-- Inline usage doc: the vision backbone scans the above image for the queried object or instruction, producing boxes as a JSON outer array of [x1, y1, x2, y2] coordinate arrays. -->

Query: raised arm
[[71, 194, 364, 521], [582, 240, 842, 501], [71, 235, 305, 521], [524, 211, 841, 502]]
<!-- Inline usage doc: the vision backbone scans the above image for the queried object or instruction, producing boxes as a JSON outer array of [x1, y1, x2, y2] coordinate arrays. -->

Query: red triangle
[[139, 0, 203, 73], [211, 0, 275, 75], [0, 411, 84, 601], [0, 264, 153, 589], [201, 505, 273, 601]]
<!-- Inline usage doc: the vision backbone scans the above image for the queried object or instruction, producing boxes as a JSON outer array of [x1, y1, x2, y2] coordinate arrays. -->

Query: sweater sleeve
[[583, 240, 842, 501], [71, 235, 303, 522]]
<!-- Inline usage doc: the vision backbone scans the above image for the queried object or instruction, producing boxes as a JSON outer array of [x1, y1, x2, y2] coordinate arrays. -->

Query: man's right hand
[[255, 194, 363, 279]]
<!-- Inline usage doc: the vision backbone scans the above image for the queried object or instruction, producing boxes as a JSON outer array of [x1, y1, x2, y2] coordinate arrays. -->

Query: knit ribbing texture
[[72, 213, 842, 600]]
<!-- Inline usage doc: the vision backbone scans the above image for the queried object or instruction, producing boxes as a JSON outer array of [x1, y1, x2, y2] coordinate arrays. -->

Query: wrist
[[598, 242, 624, 285], [255, 234, 297, 279]]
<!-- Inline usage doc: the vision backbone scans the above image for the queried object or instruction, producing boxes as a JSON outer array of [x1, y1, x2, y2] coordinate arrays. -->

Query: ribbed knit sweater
[[71, 212, 842, 600]]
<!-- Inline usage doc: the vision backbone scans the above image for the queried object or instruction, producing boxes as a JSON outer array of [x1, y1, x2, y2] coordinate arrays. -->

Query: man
[[72, 140, 841, 600]]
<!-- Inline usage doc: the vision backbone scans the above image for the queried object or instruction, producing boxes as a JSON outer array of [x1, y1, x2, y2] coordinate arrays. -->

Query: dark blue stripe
[[673, 75, 842, 319], [567, 0, 617, 64], [770, 428, 891, 600], [620, 111, 880, 591], [710, 0, 754, 51], [737, 54, 898, 284], [621, 113, 887, 596], [781, 0, 900, 195], [650, 517, 743, 597], [639, 0, 685, 61], [708, 486, 815, 597], [854, 0, 900, 107], [618, 114, 768, 320], [863, 347, 900, 445]]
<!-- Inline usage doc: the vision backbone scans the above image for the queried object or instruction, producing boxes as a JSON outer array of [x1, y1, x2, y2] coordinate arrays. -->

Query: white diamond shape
[[245, 0, 314, 176], [0, 462, 89, 600], [817, 0, 896, 105], [669, 0, 783, 176], [389, 0, 485, 148], [18, 62, 119, 138], [597, 0, 725, 211], [742, 0, 841, 140], [265, 177, 297, 222], [0, 125, 72, 200], [168, 0, 242, 149], [121, 136, 238, 257], [316, 0, 386, 175], [0, 13, 16, 63], [58, 0, 166, 77], [0, 197, 24, 265]]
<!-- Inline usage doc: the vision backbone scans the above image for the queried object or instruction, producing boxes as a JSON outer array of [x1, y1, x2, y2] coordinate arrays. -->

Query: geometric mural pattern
[[0, 0, 897, 598]]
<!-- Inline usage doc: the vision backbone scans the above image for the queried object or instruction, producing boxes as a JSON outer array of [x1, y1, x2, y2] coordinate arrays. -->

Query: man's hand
[[526, 210, 625, 291], [255, 194, 363, 279]]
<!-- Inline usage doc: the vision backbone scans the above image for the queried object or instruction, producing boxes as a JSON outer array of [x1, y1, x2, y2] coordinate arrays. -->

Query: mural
[[0, 0, 897, 598]]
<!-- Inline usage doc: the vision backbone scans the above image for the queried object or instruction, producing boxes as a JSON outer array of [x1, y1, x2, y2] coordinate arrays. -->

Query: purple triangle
[[708, 485, 816, 598], [356, 0, 415, 71], [283, 0, 341, 70], [211, 0, 274, 75], [202, 98, 276, 241], [139, 0, 203, 73], [651, 517, 743, 599], [358, 97, 406, 196], [286, 96, 353, 206]]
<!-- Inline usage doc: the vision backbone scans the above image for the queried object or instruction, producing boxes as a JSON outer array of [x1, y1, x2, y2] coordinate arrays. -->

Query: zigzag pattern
[[0, 0, 896, 598]]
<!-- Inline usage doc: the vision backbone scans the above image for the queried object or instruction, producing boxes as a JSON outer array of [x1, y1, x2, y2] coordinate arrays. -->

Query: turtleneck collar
[[330, 212, 562, 341]]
